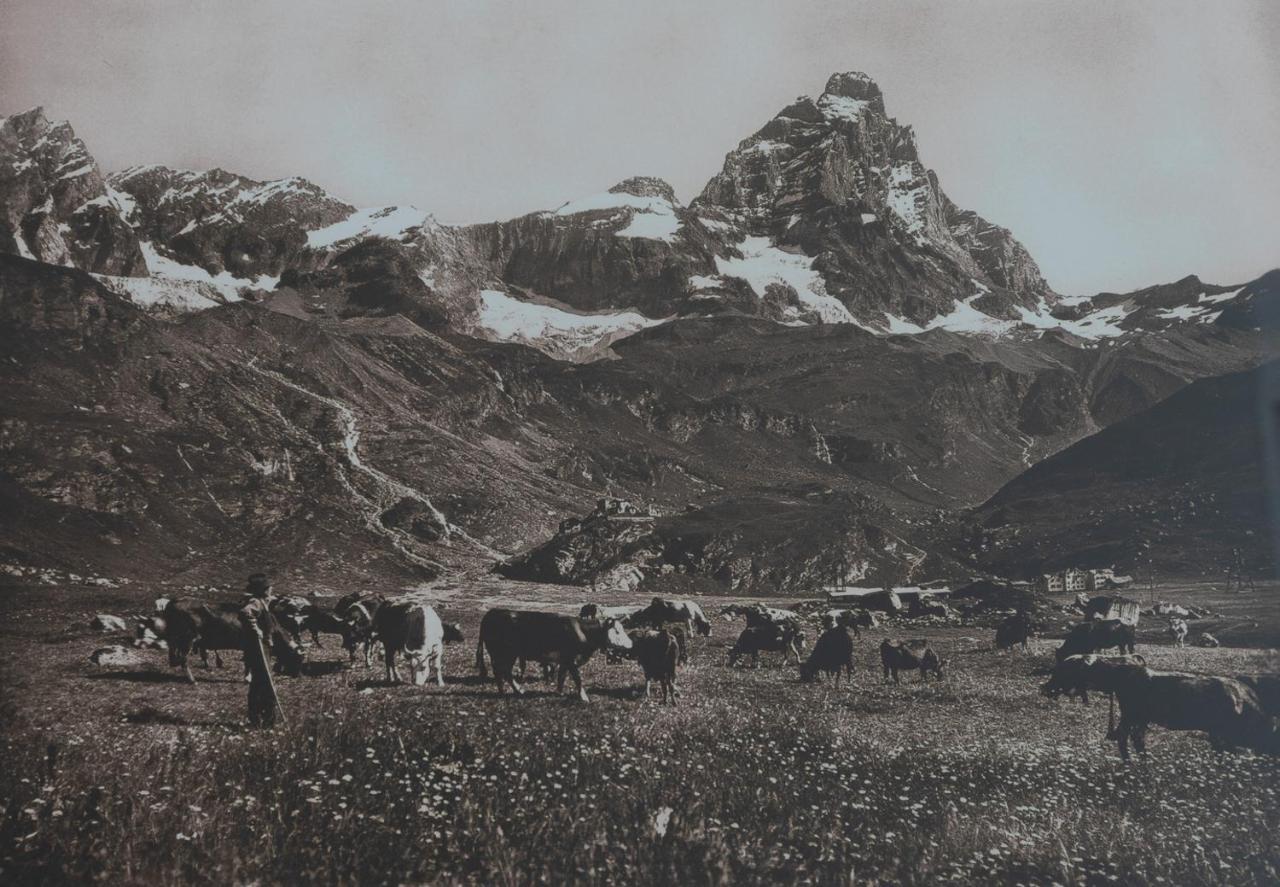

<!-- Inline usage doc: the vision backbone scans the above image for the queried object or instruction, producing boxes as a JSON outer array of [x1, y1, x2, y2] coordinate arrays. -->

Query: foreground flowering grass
[[1, 579, 1277, 884]]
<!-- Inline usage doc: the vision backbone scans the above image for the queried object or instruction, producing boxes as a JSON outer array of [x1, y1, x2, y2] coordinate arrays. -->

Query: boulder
[[1196, 632, 1221, 648], [90, 614, 127, 632]]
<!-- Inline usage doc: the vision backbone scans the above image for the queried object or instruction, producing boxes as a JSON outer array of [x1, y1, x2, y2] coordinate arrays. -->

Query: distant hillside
[[967, 362, 1275, 579]]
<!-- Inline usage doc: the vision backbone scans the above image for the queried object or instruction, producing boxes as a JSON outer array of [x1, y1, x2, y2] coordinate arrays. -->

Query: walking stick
[[259, 635, 287, 728]]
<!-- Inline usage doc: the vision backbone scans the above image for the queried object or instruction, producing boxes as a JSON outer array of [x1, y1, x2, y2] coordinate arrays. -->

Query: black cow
[[335, 593, 386, 666], [475, 608, 632, 702], [800, 627, 855, 685], [629, 629, 680, 704], [995, 613, 1033, 652], [1111, 667, 1279, 760], [727, 625, 805, 668], [162, 599, 302, 683], [1040, 653, 1146, 704], [1236, 674, 1280, 719], [1055, 619, 1136, 663], [880, 639, 943, 683]]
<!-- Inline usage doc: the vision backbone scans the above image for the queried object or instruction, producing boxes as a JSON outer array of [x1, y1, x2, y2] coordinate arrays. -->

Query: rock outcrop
[[0, 108, 146, 276]]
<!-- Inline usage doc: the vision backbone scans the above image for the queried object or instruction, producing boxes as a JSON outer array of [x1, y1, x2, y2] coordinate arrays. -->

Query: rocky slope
[[965, 358, 1276, 578], [0, 73, 1275, 590], [0, 108, 146, 276]]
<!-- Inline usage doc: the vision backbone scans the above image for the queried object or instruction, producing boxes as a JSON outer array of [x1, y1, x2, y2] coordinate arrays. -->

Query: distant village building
[[1036, 567, 1133, 594], [594, 497, 653, 520]]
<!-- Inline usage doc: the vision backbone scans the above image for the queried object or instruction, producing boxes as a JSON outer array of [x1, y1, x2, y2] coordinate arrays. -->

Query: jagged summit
[[821, 71, 887, 114], [608, 176, 678, 203]]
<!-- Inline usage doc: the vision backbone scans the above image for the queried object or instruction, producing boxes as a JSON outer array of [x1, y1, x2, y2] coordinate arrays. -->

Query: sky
[[1, 0, 1276, 295]]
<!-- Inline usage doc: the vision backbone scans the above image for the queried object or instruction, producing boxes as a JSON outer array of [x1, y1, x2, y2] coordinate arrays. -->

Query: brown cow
[[476, 608, 632, 702], [880, 639, 943, 683], [162, 599, 302, 683], [1111, 667, 1279, 760], [629, 629, 680, 704], [728, 625, 805, 668]]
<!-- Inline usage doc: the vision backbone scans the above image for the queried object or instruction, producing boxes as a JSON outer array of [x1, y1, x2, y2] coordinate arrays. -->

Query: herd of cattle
[[131, 593, 1279, 760]]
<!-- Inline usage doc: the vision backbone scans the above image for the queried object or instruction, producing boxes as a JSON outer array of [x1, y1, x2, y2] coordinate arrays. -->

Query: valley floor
[[1, 576, 1278, 885]]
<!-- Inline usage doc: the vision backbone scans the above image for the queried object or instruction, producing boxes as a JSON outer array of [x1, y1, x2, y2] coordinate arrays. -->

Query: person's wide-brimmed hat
[[246, 573, 273, 596]]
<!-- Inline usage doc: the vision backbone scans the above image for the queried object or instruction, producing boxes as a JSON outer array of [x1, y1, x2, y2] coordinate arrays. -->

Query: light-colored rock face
[[0, 108, 146, 276], [90, 614, 127, 632]]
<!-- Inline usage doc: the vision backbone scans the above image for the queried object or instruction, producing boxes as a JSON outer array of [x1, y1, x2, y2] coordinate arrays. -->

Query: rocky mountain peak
[[821, 71, 886, 114], [608, 177, 678, 204], [1, 107, 146, 277]]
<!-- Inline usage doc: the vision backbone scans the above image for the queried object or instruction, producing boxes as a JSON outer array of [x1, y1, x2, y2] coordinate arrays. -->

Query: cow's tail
[[475, 637, 488, 678], [1106, 692, 1118, 741]]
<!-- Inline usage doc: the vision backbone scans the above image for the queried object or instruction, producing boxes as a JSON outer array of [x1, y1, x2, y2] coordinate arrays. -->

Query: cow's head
[[604, 618, 632, 652], [443, 622, 465, 644], [406, 649, 432, 686], [272, 637, 305, 677], [693, 614, 712, 637]]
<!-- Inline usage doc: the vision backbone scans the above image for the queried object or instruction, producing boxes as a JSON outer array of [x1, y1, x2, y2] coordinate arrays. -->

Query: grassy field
[[1, 576, 1278, 885]]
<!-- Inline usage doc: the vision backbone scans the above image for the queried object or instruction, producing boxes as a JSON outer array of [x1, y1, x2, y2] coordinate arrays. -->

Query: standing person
[[239, 572, 284, 728]]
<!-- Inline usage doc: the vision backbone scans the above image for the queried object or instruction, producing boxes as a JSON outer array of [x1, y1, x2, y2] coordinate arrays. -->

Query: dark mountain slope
[[967, 363, 1275, 578]]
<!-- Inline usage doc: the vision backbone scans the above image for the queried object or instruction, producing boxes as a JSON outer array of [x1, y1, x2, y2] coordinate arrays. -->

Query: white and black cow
[[372, 601, 460, 686]]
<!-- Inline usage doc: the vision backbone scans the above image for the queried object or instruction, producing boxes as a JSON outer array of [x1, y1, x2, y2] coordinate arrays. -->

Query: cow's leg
[[384, 646, 397, 683], [568, 664, 588, 703], [311, 629, 322, 647], [434, 645, 445, 687], [1132, 725, 1148, 759], [644, 679, 652, 699]]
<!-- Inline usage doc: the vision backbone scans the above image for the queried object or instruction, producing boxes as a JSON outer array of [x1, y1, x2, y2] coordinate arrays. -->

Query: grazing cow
[[727, 625, 805, 668], [1040, 653, 1147, 704], [1110, 667, 1279, 760], [995, 613, 1034, 652], [162, 599, 302, 683], [1168, 618, 1188, 648], [578, 604, 641, 623], [372, 602, 453, 686], [335, 593, 386, 666], [476, 608, 632, 702], [1236, 674, 1280, 718], [269, 596, 314, 645], [800, 627, 855, 685], [880, 639, 944, 683], [631, 598, 713, 637], [820, 609, 873, 635], [629, 629, 680, 704], [723, 603, 804, 633], [1054, 619, 1136, 663]]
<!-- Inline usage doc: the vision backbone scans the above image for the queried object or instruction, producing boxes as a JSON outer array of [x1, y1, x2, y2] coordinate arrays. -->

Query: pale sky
[[2, 0, 1276, 294]]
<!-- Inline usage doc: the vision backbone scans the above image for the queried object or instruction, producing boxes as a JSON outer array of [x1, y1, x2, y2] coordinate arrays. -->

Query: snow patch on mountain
[[307, 205, 432, 249], [475, 289, 663, 360], [140, 242, 276, 299], [715, 236, 860, 325], [887, 164, 928, 239], [94, 273, 226, 313], [551, 191, 682, 243], [1199, 287, 1242, 305], [818, 93, 871, 122]]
